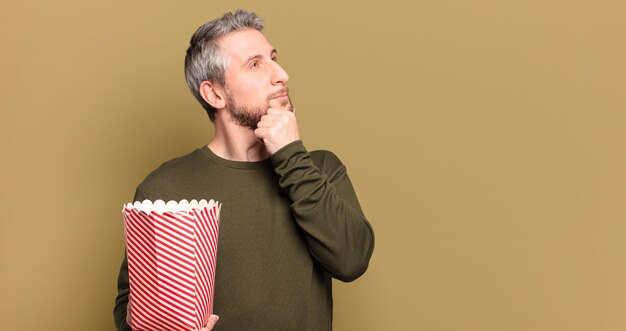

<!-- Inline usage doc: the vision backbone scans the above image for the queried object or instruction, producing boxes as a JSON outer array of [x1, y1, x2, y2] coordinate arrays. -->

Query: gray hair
[[184, 10, 264, 120]]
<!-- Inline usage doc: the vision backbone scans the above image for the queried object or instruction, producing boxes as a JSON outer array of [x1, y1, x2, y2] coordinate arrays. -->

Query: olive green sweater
[[114, 140, 374, 330]]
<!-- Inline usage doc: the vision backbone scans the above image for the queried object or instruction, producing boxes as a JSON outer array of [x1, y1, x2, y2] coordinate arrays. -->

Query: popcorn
[[123, 199, 221, 331]]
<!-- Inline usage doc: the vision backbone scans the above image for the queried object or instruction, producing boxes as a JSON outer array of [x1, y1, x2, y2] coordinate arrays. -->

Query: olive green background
[[1, 0, 625, 330]]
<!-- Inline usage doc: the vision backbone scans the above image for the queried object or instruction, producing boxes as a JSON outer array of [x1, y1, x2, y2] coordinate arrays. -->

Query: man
[[114, 9, 374, 331]]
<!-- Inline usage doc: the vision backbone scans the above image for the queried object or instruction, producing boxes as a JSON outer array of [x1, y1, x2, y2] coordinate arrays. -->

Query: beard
[[225, 93, 265, 130], [224, 88, 293, 130]]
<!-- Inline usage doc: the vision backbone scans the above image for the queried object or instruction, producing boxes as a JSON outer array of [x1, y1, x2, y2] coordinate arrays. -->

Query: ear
[[199, 81, 226, 109]]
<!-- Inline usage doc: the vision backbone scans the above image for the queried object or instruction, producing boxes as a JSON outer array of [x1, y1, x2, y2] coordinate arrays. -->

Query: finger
[[267, 108, 294, 116], [257, 113, 290, 127], [260, 112, 285, 121], [255, 118, 275, 128], [126, 300, 132, 325], [206, 315, 219, 329], [259, 113, 291, 126], [254, 127, 269, 139]]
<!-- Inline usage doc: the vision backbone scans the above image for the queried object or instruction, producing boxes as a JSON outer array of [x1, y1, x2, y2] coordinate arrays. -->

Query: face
[[217, 29, 292, 129]]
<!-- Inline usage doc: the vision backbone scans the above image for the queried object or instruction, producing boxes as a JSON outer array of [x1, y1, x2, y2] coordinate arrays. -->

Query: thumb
[[204, 315, 219, 330]]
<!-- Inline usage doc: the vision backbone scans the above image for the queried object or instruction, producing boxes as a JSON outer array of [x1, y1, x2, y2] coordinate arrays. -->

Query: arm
[[254, 108, 374, 281], [113, 253, 132, 331], [270, 140, 375, 281]]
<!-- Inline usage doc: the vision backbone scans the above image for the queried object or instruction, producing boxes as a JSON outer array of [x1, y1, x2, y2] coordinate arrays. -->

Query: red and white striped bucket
[[123, 199, 221, 331]]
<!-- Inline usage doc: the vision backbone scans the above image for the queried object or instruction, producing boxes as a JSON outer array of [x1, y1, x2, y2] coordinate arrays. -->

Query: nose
[[271, 61, 289, 85]]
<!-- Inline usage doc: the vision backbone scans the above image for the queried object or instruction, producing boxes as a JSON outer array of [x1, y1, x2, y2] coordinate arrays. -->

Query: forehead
[[217, 29, 274, 63]]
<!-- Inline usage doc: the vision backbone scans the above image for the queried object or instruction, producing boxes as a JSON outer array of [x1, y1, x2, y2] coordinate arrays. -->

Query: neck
[[208, 113, 269, 162]]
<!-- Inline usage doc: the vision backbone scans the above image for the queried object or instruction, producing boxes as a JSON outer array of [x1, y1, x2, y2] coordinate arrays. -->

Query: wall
[[1, 0, 625, 330]]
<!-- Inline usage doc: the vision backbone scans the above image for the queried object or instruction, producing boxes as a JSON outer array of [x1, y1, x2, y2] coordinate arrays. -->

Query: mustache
[[267, 87, 289, 101]]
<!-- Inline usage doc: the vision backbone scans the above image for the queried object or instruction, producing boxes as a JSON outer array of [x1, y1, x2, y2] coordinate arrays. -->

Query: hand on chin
[[254, 101, 299, 155]]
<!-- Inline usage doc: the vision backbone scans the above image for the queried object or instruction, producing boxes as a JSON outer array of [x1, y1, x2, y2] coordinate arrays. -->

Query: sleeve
[[113, 186, 147, 331], [270, 140, 375, 282]]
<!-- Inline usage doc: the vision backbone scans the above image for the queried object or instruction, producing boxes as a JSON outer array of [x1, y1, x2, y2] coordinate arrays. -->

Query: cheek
[[243, 85, 269, 103], [227, 74, 270, 103], [241, 88, 266, 103]]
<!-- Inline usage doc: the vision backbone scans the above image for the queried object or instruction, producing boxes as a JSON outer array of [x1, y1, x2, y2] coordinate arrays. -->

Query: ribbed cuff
[[269, 140, 306, 168]]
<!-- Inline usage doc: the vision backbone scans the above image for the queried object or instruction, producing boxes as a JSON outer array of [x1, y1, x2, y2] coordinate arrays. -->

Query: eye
[[250, 61, 258, 68]]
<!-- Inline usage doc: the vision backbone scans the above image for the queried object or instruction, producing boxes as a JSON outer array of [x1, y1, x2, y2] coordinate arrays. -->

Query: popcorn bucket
[[123, 199, 221, 331]]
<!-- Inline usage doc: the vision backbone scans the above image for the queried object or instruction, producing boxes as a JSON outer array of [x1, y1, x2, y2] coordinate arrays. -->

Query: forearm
[[271, 141, 375, 281], [114, 255, 132, 331]]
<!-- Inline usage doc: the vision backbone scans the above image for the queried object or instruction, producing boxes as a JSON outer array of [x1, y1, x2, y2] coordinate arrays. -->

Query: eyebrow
[[243, 49, 278, 66]]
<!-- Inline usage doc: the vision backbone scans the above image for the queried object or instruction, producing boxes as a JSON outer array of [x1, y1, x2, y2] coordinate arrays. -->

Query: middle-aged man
[[114, 9, 375, 331]]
